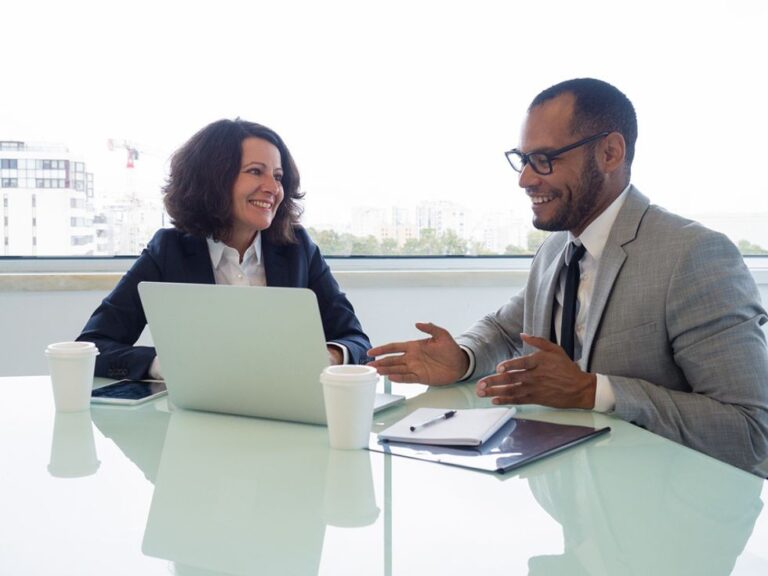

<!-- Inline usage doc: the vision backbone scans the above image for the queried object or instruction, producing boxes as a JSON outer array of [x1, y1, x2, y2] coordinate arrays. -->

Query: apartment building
[[0, 140, 95, 256]]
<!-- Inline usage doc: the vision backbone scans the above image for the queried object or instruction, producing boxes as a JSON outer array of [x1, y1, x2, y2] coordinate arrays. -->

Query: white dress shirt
[[461, 185, 631, 413], [553, 185, 630, 412], [207, 234, 267, 286], [149, 233, 347, 378]]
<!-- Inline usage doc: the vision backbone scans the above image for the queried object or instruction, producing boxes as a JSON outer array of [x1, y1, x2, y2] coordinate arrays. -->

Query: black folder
[[369, 417, 610, 474]]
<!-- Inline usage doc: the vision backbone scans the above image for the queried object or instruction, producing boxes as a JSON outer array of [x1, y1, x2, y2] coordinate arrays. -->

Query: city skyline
[[2, 136, 767, 257]]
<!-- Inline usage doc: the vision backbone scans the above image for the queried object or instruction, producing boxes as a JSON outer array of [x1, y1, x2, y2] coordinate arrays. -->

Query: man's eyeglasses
[[504, 131, 610, 176]]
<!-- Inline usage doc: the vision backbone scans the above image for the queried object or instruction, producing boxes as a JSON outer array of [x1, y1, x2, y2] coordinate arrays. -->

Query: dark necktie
[[560, 242, 586, 360]]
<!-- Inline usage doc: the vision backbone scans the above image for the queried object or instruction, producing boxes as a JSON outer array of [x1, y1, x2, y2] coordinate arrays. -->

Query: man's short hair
[[530, 78, 638, 168]]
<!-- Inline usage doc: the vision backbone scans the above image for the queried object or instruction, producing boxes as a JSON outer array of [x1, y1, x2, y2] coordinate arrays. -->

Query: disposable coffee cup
[[320, 365, 378, 450], [45, 341, 99, 412]]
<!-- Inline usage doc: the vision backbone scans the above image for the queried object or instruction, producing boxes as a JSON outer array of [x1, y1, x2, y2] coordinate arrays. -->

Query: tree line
[[307, 227, 550, 256], [308, 227, 767, 257]]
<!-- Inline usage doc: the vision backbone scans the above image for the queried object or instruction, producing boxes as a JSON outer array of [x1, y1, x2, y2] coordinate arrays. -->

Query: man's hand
[[476, 334, 596, 409], [367, 322, 469, 385]]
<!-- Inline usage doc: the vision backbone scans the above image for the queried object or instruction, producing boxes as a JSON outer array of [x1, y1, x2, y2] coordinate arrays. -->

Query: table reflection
[[48, 411, 100, 478], [94, 407, 379, 575], [91, 402, 170, 483], [523, 434, 764, 575]]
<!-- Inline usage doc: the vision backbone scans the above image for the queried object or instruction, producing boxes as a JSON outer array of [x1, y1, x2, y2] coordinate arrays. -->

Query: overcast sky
[[4, 0, 767, 231]]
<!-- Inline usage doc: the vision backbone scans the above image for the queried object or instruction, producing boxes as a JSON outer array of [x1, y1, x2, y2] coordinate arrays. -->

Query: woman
[[78, 119, 371, 380]]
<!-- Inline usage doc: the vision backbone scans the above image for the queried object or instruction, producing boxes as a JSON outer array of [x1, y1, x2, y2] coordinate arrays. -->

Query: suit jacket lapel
[[262, 238, 290, 287], [535, 233, 569, 344], [582, 186, 649, 369], [181, 234, 216, 283]]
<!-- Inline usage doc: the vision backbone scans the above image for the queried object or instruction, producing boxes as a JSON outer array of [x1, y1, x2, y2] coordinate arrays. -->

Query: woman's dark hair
[[163, 118, 304, 245]]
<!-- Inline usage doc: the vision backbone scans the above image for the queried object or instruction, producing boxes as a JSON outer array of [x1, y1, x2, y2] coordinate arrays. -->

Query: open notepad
[[378, 407, 517, 447], [371, 417, 611, 474]]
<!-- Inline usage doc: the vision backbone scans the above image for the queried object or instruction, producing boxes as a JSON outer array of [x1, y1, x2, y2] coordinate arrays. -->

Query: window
[[70, 235, 93, 246], [1, 1, 766, 257]]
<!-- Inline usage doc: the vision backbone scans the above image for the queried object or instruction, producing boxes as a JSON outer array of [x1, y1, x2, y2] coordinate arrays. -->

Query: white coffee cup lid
[[45, 341, 99, 356], [322, 365, 377, 376], [320, 364, 378, 383]]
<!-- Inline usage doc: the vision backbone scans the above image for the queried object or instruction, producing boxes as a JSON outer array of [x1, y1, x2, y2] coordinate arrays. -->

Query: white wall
[[0, 270, 529, 376], [1, 267, 766, 377]]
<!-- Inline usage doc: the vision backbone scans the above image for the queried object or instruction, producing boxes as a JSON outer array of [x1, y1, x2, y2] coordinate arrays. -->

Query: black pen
[[410, 410, 457, 432]]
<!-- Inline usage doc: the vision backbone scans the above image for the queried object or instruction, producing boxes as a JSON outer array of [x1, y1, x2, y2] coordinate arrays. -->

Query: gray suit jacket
[[457, 186, 768, 473]]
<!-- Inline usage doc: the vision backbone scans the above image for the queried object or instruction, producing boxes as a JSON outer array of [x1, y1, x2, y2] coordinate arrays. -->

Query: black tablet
[[91, 380, 168, 406]]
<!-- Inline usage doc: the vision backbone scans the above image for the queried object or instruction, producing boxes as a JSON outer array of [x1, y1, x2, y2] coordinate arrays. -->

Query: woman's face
[[230, 137, 284, 245]]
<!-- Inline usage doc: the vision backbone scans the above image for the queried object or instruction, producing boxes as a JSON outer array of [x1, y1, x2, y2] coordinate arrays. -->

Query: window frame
[[1, 254, 767, 277]]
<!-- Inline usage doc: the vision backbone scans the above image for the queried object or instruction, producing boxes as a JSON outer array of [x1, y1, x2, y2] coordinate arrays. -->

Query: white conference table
[[2, 375, 767, 576]]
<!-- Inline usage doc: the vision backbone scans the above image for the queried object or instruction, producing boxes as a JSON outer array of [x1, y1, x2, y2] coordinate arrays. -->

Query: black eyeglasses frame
[[504, 131, 611, 175]]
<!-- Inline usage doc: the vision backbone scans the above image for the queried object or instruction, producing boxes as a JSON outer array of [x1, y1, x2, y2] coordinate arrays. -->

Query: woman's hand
[[327, 346, 344, 366]]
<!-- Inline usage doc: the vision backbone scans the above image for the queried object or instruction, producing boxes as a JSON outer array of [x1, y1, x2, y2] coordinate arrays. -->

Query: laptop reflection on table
[[142, 410, 332, 575]]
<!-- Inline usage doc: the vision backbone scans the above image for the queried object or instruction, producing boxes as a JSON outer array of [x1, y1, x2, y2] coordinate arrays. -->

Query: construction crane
[[106, 138, 141, 168]]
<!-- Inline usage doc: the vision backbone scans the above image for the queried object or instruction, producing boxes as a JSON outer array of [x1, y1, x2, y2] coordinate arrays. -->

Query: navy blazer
[[78, 227, 372, 380]]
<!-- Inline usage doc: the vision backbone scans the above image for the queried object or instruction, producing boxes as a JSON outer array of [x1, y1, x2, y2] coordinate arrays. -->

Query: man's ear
[[598, 132, 626, 173]]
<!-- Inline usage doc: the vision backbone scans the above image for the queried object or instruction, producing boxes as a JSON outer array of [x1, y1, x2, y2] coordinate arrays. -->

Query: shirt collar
[[569, 184, 631, 261], [206, 233, 263, 268]]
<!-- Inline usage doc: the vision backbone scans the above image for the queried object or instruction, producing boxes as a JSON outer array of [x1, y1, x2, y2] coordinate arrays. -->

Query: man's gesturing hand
[[367, 322, 469, 385], [476, 334, 596, 409]]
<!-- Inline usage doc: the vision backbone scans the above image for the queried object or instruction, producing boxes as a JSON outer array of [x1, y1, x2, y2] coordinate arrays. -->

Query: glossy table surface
[[2, 375, 768, 575]]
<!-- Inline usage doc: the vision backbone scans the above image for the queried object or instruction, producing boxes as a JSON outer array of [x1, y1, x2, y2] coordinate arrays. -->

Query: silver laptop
[[137, 281, 403, 424]]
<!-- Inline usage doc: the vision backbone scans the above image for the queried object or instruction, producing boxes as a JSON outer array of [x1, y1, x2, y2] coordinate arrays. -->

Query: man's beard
[[533, 152, 603, 232]]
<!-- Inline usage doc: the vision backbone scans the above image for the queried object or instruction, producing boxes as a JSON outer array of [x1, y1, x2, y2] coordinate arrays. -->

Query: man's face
[[517, 94, 606, 236]]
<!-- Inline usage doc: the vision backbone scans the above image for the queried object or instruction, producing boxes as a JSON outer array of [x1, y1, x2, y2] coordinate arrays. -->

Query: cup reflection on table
[[48, 411, 100, 478], [323, 448, 380, 527]]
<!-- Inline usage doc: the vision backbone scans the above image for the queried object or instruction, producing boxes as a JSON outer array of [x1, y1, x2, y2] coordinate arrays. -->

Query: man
[[368, 78, 768, 474]]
